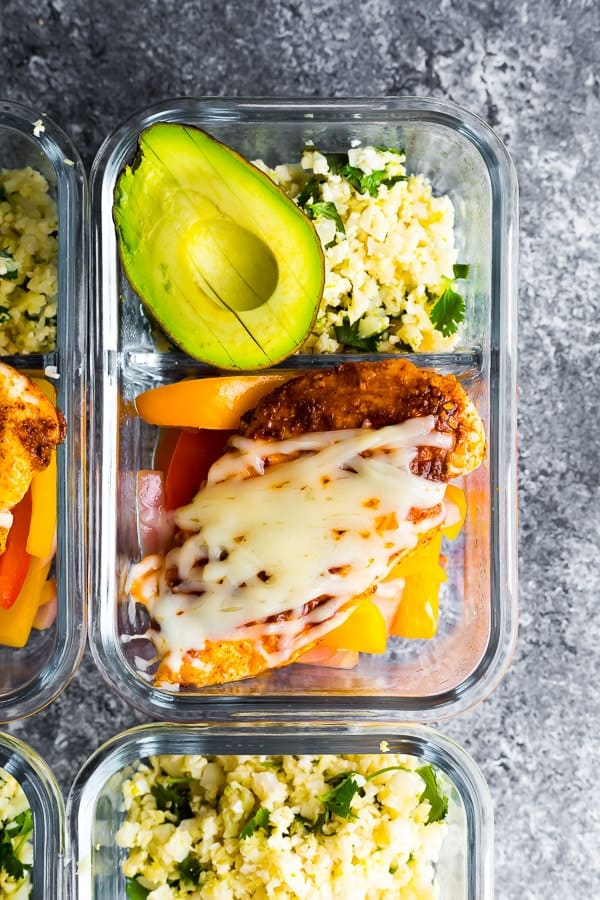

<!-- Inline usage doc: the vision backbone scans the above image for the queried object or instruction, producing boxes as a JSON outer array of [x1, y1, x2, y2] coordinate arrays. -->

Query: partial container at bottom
[[66, 722, 493, 900], [0, 730, 65, 899]]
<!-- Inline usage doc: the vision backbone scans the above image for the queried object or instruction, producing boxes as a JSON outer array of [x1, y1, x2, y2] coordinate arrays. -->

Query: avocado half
[[114, 123, 325, 369]]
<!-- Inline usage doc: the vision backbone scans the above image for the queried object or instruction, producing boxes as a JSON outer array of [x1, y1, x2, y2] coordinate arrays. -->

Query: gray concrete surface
[[2, 0, 599, 896]]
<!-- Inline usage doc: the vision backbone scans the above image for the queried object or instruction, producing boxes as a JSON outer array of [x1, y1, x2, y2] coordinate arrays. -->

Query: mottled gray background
[[2, 0, 599, 897]]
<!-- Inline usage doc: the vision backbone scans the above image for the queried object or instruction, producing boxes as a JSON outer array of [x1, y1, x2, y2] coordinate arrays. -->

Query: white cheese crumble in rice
[[0, 167, 58, 354], [117, 752, 449, 899], [254, 145, 467, 354], [0, 768, 33, 899]]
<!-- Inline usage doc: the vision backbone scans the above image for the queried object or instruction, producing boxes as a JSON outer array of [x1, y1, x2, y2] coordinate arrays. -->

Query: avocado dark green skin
[[114, 122, 325, 370]]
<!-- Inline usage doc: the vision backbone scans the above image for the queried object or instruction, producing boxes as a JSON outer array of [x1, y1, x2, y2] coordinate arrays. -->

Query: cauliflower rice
[[0, 167, 58, 355], [254, 145, 467, 354], [0, 768, 33, 899], [117, 752, 449, 899]]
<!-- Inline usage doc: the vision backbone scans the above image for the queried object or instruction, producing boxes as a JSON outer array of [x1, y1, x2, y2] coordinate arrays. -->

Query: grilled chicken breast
[[129, 359, 485, 689], [0, 362, 66, 553], [239, 358, 485, 480]]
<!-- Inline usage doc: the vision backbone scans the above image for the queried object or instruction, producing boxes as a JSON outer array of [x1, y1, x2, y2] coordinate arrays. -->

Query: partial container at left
[[0, 730, 65, 898], [0, 101, 87, 722]]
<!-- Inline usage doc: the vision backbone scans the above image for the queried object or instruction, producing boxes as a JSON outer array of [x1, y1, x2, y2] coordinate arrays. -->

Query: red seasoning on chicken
[[0, 361, 66, 554]]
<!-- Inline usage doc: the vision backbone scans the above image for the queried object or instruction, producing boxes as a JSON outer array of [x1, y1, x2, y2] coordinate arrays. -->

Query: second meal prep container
[[66, 721, 494, 899], [0, 730, 65, 899], [0, 101, 87, 723], [88, 97, 518, 723]]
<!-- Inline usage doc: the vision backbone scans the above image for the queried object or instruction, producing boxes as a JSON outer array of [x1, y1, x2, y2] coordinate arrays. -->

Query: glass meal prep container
[[66, 721, 493, 899], [0, 101, 87, 723], [89, 97, 518, 722], [0, 729, 65, 898]]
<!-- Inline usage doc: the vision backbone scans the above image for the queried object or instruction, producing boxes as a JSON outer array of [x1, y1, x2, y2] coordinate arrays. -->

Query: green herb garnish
[[293, 764, 420, 833], [320, 772, 362, 820], [429, 263, 470, 337], [125, 876, 150, 899], [0, 306, 10, 324], [0, 249, 18, 281], [175, 852, 203, 885], [150, 776, 192, 823], [334, 315, 386, 351], [304, 200, 346, 245], [323, 152, 406, 197], [416, 765, 449, 823], [239, 806, 270, 839], [374, 145, 406, 156], [0, 809, 33, 883], [295, 176, 322, 209]]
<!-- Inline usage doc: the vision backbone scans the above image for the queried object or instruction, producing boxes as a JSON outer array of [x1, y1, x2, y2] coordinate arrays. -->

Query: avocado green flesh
[[114, 123, 325, 369]]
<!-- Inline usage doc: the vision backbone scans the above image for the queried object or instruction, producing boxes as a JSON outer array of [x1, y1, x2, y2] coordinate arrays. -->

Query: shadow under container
[[0, 730, 65, 898], [66, 721, 493, 900], [0, 101, 87, 723], [89, 97, 518, 722]]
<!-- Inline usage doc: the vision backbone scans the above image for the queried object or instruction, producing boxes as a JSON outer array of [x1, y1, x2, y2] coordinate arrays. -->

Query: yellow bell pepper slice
[[390, 565, 447, 639], [386, 531, 444, 581], [0, 559, 51, 648], [386, 532, 447, 640], [26, 378, 58, 560], [320, 599, 388, 654], [442, 484, 467, 540]]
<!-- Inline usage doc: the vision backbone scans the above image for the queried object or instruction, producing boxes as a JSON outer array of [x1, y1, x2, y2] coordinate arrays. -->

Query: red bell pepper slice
[[163, 428, 234, 510], [0, 491, 32, 609]]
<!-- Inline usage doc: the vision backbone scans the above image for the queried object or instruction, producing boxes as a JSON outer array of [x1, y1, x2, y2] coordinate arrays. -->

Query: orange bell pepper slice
[[0, 491, 32, 610], [0, 558, 50, 647], [320, 599, 388, 654], [136, 373, 293, 429]]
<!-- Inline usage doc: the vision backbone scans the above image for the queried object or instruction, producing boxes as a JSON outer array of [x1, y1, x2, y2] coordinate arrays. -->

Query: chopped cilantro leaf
[[125, 876, 150, 899], [7, 810, 33, 842], [0, 249, 18, 281], [430, 278, 466, 337], [323, 151, 349, 174], [0, 307, 9, 324], [320, 765, 412, 824], [150, 777, 192, 823], [296, 176, 322, 209], [321, 773, 361, 820], [239, 806, 270, 839], [452, 263, 470, 280], [334, 316, 385, 351], [381, 173, 408, 188], [304, 200, 345, 237], [0, 811, 33, 883], [417, 765, 449, 823], [176, 852, 203, 885], [374, 145, 406, 156]]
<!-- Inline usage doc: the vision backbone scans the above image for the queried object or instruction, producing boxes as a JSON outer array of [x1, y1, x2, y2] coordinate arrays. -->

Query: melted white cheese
[[131, 417, 451, 669]]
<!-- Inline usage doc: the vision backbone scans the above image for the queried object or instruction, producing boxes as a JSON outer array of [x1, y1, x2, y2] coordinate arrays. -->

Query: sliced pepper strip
[[136, 373, 293, 429], [0, 558, 50, 647], [0, 491, 32, 609], [320, 599, 388, 654], [26, 449, 57, 559]]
